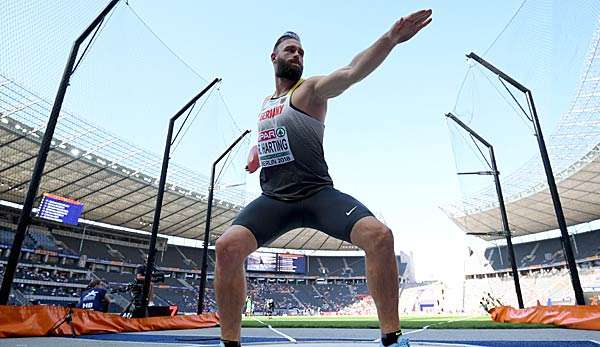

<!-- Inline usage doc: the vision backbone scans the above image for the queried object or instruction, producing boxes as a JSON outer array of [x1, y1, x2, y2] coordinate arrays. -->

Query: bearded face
[[275, 56, 303, 81], [272, 39, 304, 82]]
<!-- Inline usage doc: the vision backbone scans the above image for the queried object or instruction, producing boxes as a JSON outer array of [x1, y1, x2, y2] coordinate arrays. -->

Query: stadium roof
[[0, 75, 358, 250], [442, 27, 600, 240]]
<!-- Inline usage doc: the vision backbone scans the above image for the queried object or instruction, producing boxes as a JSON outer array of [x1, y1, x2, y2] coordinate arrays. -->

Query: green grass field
[[241, 315, 554, 329]]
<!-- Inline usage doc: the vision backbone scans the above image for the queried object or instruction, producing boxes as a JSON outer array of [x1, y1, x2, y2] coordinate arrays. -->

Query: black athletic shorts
[[232, 186, 374, 247]]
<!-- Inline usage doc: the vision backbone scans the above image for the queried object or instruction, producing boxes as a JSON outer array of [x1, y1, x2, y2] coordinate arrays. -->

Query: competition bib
[[258, 126, 294, 167]]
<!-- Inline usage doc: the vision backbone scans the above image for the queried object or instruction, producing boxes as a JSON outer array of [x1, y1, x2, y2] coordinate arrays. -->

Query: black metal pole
[[466, 52, 585, 305], [140, 78, 221, 315], [488, 146, 524, 309], [526, 91, 585, 306], [0, 0, 121, 305], [446, 113, 524, 308], [197, 129, 251, 314]]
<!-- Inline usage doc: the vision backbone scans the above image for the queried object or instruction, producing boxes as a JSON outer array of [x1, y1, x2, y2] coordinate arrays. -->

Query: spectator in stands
[[76, 279, 112, 312]]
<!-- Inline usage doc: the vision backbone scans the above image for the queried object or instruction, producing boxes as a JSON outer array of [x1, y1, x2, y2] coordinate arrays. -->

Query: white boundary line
[[416, 342, 487, 347], [403, 315, 480, 336], [251, 316, 297, 343]]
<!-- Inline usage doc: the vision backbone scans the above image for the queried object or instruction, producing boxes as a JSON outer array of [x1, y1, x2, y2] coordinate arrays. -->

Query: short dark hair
[[87, 279, 102, 289], [273, 31, 301, 51]]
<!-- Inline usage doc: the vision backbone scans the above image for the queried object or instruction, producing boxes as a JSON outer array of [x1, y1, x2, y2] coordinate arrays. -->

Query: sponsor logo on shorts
[[346, 206, 358, 216]]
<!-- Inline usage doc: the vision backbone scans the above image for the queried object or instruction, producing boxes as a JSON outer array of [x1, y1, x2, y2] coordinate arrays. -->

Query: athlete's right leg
[[215, 194, 301, 344], [215, 225, 258, 342]]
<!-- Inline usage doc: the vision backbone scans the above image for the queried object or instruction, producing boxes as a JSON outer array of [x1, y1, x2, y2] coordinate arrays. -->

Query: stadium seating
[[319, 257, 346, 276], [305, 256, 406, 278], [464, 265, 600, 313], [574, 231, 600, 259], [177, 246, 215, 272], [27, 227, 59, 252], [0, 218, 425, 316], [484, 229, 599, 271], [109, 244, 146, 264], [53, 234, 118, 261], [96, 271, 134, 285], [307, 256, 325, 276], [291, 283, 327, 310], [0, 226, 36, 249], [353, 282, 369, 295], [157, 245, 192, 269], [345, 256, 366, 276], [316, 283, 355, 311]]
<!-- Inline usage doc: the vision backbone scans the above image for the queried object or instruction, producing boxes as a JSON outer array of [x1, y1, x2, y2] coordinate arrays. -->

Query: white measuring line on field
[[251, 316, 297, 343], [405, 315, 480, 336], [416, 343, 487, 347], [373, 315, 482, 343]]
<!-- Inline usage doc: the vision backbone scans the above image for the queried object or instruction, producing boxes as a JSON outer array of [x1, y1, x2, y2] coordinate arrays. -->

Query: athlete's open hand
[[387, 9, 432, 45]]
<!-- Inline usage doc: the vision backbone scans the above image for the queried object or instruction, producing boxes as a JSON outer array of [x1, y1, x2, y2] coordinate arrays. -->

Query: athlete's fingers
[[405, 9, 432, 23], [415, 18, 432, 32]]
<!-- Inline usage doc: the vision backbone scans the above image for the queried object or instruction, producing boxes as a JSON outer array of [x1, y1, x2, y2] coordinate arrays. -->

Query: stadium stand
[[318, 257, 346, 276], [95, 271, 133, 285], [345, 256, 366, 276], [157, 245, 192, 269], [316, 283, 355, 311], [307, 256, 325, 276], [353, 282, 369, 295], [0, 226, 36, 249], [177, 245, 215, 271], [484, 229, 599, 271], [27, 227, 59, 252], [0, 206, 424, 316], [464, 228, 600, 313]]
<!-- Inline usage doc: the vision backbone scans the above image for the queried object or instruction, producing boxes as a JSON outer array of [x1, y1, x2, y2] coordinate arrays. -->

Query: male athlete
[[215, 9, 432, 347], [76, 279, 112, 312]]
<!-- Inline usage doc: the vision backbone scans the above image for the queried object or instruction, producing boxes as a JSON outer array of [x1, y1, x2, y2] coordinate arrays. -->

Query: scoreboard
[[246, 252, 277, 272], [36, 193, 84, 225], [277, 253, 306, 273], [246, 251, 306, 274]]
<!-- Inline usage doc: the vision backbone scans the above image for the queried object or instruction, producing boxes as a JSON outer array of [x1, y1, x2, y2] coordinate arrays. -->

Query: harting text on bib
[[258, 126, 294, 167]]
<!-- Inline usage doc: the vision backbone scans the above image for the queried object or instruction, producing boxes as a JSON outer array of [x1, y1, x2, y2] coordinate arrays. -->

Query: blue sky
[[2, 0, 599, 282]]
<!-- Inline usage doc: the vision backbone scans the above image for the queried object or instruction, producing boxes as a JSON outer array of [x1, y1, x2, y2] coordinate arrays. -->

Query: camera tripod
[[47, 304, 76, 337]]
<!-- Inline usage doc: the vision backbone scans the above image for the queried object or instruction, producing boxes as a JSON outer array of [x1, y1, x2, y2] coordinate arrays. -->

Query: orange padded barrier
[[490, 305, 600, 330], [0, 305, 219, 337]]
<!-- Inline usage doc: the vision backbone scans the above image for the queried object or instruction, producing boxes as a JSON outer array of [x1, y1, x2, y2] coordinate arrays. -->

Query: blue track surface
[[421, 341, 598, 347], [78, 334, 599, 346]]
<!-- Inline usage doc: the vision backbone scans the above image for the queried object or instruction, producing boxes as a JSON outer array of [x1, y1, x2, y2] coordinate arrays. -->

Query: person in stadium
[[135, 260, 155, 305], [244, 295, 253, 316], [215, 9, 432, 347], [265, 297, 275, 316], [76, 279, 112, 312]]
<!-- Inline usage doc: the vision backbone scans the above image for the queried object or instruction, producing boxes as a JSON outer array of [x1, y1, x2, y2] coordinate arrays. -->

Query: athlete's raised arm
[[310, 9, 432, 100]]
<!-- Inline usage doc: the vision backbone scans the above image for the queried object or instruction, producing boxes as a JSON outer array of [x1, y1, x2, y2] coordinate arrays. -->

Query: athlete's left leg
[[349, 216, 400, 335], [302, 187, 400, 334]]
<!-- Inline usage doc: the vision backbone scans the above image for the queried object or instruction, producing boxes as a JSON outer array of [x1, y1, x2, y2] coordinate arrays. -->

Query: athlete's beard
[[275, 58, 303, 82]]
